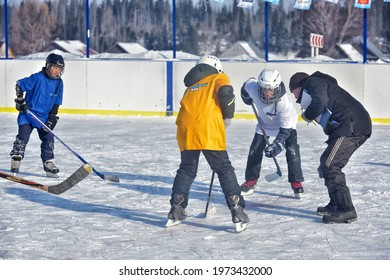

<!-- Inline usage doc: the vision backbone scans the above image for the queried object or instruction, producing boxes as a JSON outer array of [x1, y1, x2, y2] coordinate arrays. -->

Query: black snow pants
[[318, 134, 370, 211], [170, 150, 244, 209], [244, 129, 304, 183]]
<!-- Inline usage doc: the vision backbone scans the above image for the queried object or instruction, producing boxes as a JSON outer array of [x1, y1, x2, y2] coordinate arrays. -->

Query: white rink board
[[0, 59, 389, 119]]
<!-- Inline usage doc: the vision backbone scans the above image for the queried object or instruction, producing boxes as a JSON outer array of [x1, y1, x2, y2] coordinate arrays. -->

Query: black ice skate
[[43, 160, 60, 178], [240, 180, 257, 196], [11, 155, 22, 174], [228, 195, 250, 232], [166, 205, 187, 227], [166, 194, 187, 227]]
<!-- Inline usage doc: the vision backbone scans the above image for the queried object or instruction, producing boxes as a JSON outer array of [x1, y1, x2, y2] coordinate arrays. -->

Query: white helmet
[[257, 69, 283, 104], [196, 55, 223, 73]]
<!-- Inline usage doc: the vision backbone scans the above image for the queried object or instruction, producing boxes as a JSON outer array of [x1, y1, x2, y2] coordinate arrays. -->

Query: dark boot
[[168, 194, 187, 221], [317, 203, 337, 216], [322, 209, 357, 224], [323, 187, 357, 224], [317, 188, 337, 216], [227, 195, 249, 224]]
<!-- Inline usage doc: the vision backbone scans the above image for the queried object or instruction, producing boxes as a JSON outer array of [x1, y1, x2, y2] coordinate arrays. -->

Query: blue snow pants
[[10, 123, 55, 162]]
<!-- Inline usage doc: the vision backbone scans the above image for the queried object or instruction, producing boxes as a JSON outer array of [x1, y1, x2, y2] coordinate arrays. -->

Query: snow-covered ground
[[0, 113, 389, 279]]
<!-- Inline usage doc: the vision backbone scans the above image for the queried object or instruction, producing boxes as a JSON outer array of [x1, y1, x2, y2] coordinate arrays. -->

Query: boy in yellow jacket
[[167, 55, 249, 232]]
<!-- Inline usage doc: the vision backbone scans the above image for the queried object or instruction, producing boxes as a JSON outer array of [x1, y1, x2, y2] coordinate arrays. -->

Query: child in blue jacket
[[10, 53, 65, 177]]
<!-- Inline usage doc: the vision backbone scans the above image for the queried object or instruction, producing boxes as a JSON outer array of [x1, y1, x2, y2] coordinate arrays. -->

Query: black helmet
[[45, 53, 65, 79]]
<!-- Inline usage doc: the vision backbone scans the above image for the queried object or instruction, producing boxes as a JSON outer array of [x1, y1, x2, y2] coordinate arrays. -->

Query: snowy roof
[[44, 40, 97, 56], [106, 42, 147, 54], [91, 50, 199, 60], [157, 50, 199, 59], [366, 40, 390, 63], [221, 54, 265, 62], [220, 41, 264, 61], [336, 43, 363, 61], [18, 50, 83, 60]]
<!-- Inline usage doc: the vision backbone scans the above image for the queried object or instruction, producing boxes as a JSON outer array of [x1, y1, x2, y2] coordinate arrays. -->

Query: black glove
[[46, 114, 59, 130], [301, 112, 311, 123], [241, 86, 253, 105], [15, 98, 27, 113], [15, 84, 24, 98], [265, 141, 284, 158]]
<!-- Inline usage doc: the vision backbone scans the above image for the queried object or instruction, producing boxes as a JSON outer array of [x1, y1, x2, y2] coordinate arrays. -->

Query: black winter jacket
[[297, 71, 372, 141]]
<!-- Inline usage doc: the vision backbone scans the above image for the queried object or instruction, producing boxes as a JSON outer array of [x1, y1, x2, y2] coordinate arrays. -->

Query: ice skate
[[166, 205, 187, 227], [166, 194, 187, 227], [43, 160, 60, 178], [11, 155, 22, 175], [228, 195, 249, 232], [240, 180, 257, 196], [291, 182, 304, 199]]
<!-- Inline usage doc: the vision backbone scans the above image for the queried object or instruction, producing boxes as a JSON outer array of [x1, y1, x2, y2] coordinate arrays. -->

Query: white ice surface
[[0, 113, 389, 266]]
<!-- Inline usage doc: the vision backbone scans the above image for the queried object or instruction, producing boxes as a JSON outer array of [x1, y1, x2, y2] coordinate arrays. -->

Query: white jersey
[[243, 78, 298, 137]]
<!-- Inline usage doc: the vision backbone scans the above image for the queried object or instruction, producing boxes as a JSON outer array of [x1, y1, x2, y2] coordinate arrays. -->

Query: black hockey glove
[[15, 98, 27, 113], [46, 114, 59, 130], [265, 141, 284, 158], [240, 85, 253, 105], [301, 112, 311, 123], [15, 84, 24, 98]]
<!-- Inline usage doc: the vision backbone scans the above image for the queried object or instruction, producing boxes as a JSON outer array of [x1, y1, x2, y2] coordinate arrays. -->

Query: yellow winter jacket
[[176, 70, 233, 151]]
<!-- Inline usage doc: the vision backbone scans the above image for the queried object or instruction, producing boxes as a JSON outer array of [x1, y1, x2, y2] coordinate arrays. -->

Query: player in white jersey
[[240, 69, 304, 197]]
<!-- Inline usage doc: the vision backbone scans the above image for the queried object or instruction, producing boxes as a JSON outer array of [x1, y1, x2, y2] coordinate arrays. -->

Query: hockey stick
[[250, 103, 282, 182], [26, 110, 119, 183], [204, 171, 215, 218], [0, 164, 92, 195]]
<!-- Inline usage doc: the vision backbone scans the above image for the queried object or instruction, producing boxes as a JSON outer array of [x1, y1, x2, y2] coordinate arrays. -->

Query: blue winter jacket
[[16, 69, 63, 128]]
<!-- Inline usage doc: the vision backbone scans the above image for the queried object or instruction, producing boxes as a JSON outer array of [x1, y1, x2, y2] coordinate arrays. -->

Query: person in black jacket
[[289, 71, 372, 224]]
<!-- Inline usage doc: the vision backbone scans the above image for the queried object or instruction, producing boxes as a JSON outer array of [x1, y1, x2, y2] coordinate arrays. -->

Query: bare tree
[[337, 1, 362, 44], [10, 0, 56, 55], [299, 0, 362, 57]]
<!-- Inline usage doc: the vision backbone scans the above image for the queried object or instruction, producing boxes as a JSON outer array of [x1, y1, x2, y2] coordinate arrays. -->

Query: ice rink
[[0, 112, 389, 277]]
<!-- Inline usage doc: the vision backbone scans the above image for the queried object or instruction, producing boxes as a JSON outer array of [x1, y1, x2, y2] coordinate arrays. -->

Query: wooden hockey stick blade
[[0, 164, 92, 195]]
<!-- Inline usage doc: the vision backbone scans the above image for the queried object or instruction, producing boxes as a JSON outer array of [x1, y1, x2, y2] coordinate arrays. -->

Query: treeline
[[1, 0, 389, 57]]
